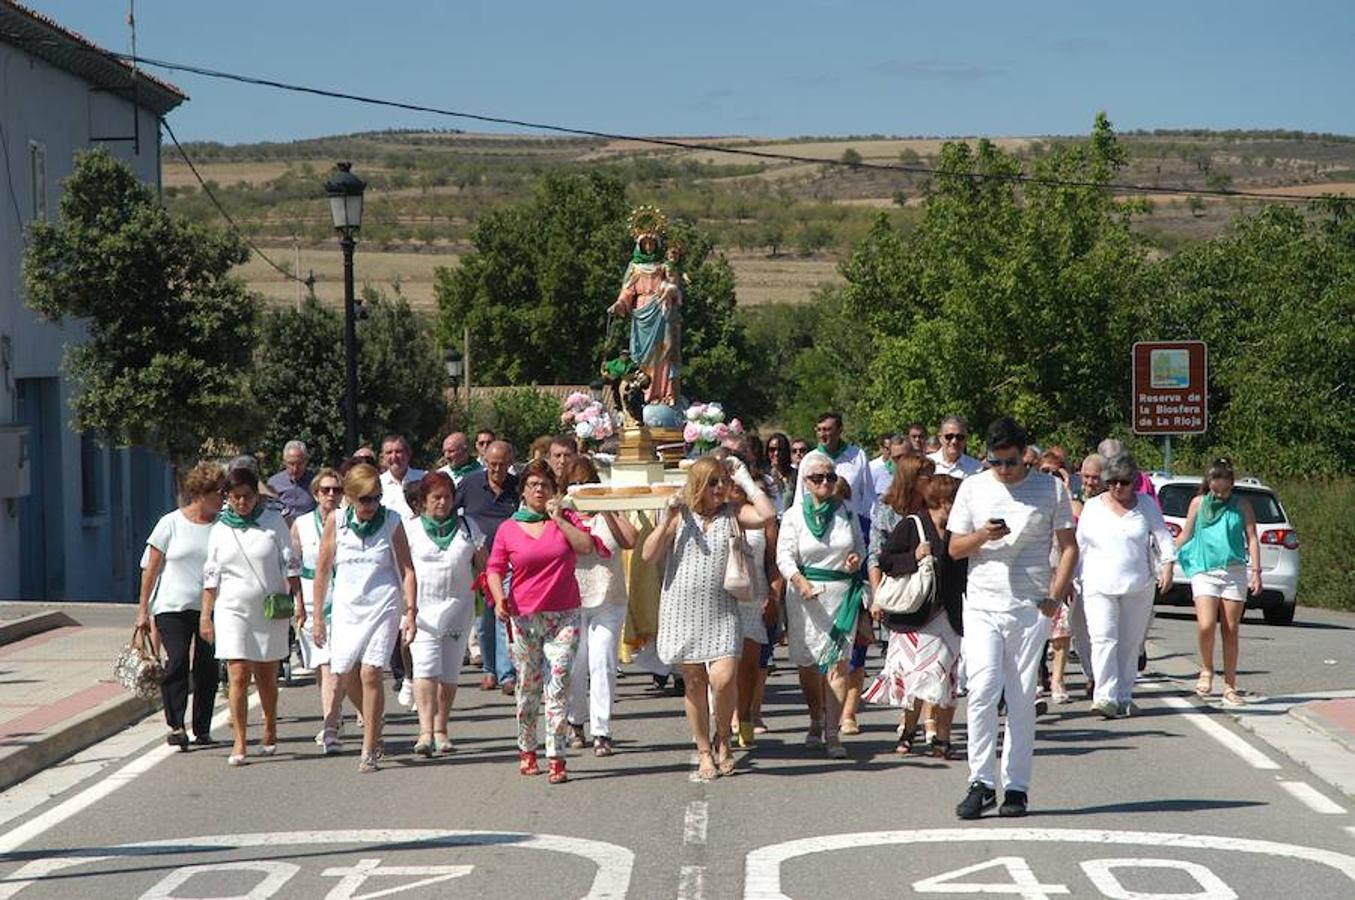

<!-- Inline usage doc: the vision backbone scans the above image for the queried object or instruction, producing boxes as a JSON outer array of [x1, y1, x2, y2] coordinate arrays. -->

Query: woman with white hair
[[1077, 454, 1176, 717], [776, 449, 866, 758]]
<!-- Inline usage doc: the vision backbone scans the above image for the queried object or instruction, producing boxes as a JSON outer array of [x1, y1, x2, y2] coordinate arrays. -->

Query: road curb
[[1289, 705, 1355, 756], [0, 611, 79, 647], [0, 690, 156, 792]]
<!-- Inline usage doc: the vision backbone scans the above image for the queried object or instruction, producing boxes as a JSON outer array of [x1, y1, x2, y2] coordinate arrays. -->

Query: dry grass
[[163, 161, 299, 189], [681, 137, 1035, 167], [236, 247, 839, 311]]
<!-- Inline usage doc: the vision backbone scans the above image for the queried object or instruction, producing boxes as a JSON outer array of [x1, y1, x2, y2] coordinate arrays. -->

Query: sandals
[[593, 737, 614, 757], [839, 717, 861, 736], [566, 724, 587, 750], [696, 750, 718, 781], [1195, 671, 1214, 698], [804, 718, 826, 748], [930, 737, 957, 760], [896, 737, 913, 756], [518, 750, 540, 776], [715, 736, 736, 776], [413, 735, 434, 758], [434, 733, 454, 754], [1222, 686, 1245, 707], [547, 758, 568, 784], [358, 753, 379, 773]]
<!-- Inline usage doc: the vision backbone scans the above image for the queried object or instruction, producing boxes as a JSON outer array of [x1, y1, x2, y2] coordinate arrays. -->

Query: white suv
[[1148, 473, 1301, 625]]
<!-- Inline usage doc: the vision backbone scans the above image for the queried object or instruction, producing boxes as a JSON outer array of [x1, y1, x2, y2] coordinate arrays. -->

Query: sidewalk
[[0, 602, 156, 792]]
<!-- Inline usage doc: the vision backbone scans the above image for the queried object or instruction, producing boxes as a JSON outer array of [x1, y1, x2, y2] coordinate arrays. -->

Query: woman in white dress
[[312, 463, 418, 773], [642, 456, 776, 780], [199, 467, 302, 767], [776, 450, 866, 759], [407, 471, 486, 756], [136, 461, 224, 750], [291, 467, 364, 753], [563, 457, 638, 758]]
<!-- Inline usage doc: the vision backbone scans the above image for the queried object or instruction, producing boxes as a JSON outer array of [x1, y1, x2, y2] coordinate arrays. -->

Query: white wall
[[0, 41, 172, 601]]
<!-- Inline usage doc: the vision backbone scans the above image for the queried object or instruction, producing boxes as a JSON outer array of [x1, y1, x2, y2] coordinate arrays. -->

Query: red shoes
[[547, 757, 568, 785], [518, 750, 539, 776]]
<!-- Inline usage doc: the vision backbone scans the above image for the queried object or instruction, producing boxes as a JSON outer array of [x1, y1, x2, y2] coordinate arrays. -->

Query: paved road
[[3, 609, 1355, 898]]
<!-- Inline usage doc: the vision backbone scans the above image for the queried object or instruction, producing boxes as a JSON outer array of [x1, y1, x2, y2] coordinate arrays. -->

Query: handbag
[[113, 626, 163, 700], [723, 513, 755, 603], [873, 515, 936, 615], [232, 528, 296, 620]]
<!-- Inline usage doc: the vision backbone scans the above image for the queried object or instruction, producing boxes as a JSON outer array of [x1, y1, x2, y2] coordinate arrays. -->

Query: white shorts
[[1191, 565, 1247, 602], [410, 626, 473, 683]]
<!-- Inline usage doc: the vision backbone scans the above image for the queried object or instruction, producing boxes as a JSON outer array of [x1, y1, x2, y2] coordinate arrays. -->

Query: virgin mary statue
[[607, 206, 683, 411]]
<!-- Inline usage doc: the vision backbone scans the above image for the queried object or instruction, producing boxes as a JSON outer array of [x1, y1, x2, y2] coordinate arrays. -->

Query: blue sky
[[23, 0, 1355, 144]]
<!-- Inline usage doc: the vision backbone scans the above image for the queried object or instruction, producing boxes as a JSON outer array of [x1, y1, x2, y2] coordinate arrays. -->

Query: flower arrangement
[[560, 391, 615, 449], [682, 401, 744, 453]]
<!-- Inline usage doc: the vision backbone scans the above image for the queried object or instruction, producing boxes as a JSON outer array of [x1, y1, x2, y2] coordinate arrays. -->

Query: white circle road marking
[[742, 829, 1355, 899], [0, 830, 632, 900]]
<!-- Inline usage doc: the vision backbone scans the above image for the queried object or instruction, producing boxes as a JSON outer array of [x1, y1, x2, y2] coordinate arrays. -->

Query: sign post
[[1131, 341, 1208, 474]]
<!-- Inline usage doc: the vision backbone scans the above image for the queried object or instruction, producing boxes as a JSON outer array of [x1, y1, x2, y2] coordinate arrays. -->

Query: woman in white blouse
[[200, 466, 303, 766], [1076, 454, 1175, 718], [776, 450, 866, 759], [563, 457, 638, 758], [406, 471, 486, 756], [136, 461, 225, 750]]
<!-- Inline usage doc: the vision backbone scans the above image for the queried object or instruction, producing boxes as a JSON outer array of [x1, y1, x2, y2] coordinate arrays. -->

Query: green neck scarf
[[885, 459, 897, 476], [817, 441, 847, 461], [449, 459, 482, 478], [802, 496, 839, 541], [421, 513, 460, 551], [346, 505, 386, 538], [1199, 492, 1236, 528], [512, 506, 549, 523], [631, 244, 662, 265], [219, 502, 264, 530]]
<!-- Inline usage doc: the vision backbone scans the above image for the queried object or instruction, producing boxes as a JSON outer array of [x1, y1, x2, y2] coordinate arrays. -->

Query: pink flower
[[683, 423, 702, 443], [728, 418, 744, 434], [561, 410, 575, 424], [713, 423, 731, 440]]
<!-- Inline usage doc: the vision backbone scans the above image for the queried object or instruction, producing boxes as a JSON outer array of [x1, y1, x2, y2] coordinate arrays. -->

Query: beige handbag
[[873, 515, 936, 615], [723, 514, 755, 603]]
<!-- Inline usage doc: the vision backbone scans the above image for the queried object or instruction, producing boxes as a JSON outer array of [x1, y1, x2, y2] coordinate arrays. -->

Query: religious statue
[[607, 206, 684, 419]]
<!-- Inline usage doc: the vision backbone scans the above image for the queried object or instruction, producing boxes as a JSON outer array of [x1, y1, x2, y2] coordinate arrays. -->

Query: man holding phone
[[947, 417, 1077, 819]]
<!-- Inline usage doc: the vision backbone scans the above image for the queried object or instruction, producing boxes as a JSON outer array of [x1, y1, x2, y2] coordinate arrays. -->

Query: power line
[[112, 51, 1351, 206], [160, 116, 304, 285]]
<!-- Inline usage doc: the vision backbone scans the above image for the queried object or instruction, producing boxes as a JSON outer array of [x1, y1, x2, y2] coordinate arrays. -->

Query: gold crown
[[628, 205, 668, 239]]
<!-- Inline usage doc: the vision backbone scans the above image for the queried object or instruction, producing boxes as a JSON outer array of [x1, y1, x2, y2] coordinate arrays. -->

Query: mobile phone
[[989, 518, 1007, 529]]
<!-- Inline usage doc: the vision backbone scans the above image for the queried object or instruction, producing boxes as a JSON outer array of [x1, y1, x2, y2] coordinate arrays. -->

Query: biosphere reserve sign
[[1132, 340, 1208, 435]]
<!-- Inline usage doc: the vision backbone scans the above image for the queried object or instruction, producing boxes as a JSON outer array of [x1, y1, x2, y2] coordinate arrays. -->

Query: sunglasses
[[707, 479, 730, 490], [1039, 467, 1060, 475], [986, 457, 1023, 469], [791, 446, 809, 455], [942, 433, 967, 442], [318, 486, 342, 495], [805, 472, 839, 485], [355, 494, 381, 505], [1107, 478, 1133, 487]]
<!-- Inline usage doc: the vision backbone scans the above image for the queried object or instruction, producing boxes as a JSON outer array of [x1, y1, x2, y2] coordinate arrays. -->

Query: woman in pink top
[[487, 458, 600, 784]]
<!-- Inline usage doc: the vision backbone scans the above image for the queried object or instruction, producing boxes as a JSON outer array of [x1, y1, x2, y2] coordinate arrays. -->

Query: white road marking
[[1082, 858, 1236, 900], [1158, 695, 1281, 770], [676, 865, 705, 900], [683, 800, 708, 846], [319, 858, 474, 899], [743, 829, 1355, 900], [1278, 780, 1347, 815], [0, 694, 256, 855], [0, 829, 633, 900]]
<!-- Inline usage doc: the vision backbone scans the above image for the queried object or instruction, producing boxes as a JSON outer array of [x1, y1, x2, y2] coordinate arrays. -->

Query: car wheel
[[1263, 602, 1296, 626]]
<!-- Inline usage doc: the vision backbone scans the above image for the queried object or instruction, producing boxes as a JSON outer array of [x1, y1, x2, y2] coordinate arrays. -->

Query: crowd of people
[[133, 413, 1262, 816]]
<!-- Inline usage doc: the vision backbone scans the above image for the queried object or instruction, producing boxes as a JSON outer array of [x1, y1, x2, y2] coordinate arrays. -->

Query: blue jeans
[[479, 599, 515, 683]]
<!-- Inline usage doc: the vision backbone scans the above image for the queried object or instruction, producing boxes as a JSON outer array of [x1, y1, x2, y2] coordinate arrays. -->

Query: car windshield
[[1157, 484, 1286, 525]]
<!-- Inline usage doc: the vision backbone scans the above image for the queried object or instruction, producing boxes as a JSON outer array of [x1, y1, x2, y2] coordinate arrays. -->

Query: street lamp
[[444, 348, 464, 399], [325, 162, 365, 455]]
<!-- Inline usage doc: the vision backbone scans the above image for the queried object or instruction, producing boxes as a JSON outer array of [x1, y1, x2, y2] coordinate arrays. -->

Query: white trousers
[[1082, 585, 1155, 706], [1067, 590, 1093, 682], [962, 604, 1050, 793], [567, 603, 627, 738]]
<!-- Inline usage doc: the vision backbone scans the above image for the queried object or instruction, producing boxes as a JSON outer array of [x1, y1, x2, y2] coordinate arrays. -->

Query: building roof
[[0, 1, 186, 116]]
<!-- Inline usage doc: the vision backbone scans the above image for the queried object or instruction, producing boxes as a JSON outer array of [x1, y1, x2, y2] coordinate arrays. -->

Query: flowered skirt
[[863, 613, 962, 708]]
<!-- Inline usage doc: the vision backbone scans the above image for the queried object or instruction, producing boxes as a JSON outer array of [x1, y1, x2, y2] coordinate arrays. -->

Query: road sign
[[1132, 341, 1207, 435]]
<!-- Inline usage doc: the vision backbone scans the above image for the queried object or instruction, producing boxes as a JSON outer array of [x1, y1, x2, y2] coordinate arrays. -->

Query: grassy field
[[239, 246, 841, 311]]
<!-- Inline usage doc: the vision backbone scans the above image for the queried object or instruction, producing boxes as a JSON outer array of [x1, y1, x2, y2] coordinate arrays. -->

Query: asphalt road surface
[[3, 605, 1355, 899]]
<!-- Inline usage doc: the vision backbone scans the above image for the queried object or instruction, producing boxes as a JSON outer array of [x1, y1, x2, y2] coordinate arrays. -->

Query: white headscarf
[[789, 449, 836, 511]]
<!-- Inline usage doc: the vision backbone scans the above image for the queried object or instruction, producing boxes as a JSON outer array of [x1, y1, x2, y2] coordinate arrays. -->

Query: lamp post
[[444, 348, 464, 401], [324, 162, 365, 455]]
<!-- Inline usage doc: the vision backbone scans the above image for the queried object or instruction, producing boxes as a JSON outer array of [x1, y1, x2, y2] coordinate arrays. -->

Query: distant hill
[[163, 128, 1355, 312]]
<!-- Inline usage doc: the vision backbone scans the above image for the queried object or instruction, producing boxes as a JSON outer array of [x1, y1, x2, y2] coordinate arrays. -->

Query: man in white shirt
[[867, 434, 897, 503], [928, 414, 984, 480], [438, 431, 482, 487], [379, 433, 425, 520], [948, 417, 1077, 820], [814, 412, 874, 527]]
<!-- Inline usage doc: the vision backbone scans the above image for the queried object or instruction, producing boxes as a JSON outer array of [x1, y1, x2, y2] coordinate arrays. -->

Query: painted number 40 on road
[[913, 856, 1234, 899]]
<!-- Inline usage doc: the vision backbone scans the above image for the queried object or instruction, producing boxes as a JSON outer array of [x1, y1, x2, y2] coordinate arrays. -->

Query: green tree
[[248, 291, 448, 468], [840, 147, 863, 167], [23, 148, 258, 466]]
